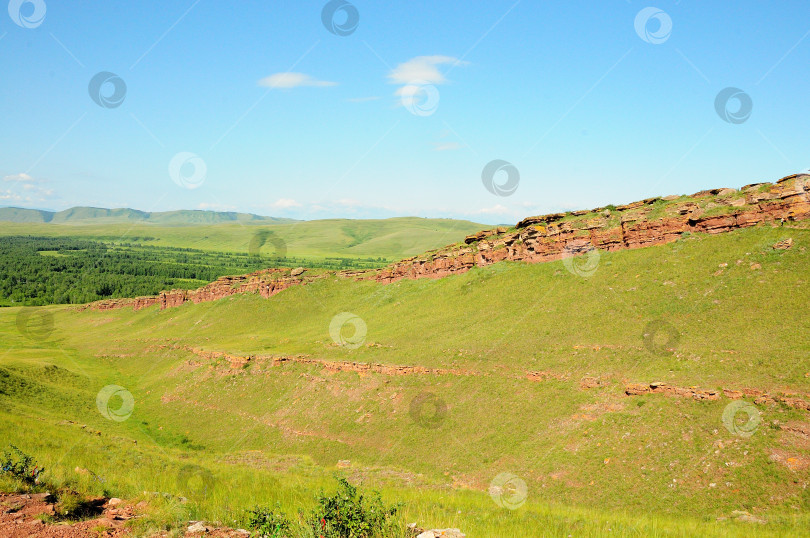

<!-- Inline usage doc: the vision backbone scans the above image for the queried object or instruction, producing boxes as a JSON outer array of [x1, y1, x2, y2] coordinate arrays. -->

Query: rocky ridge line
[[86, 174, 810, 311]]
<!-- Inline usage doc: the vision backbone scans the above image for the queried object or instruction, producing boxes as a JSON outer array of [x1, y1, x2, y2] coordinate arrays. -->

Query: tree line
[[0, 237, 388, 306]]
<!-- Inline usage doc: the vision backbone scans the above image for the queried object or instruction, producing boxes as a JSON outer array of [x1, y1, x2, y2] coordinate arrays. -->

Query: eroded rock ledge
[[84, 268, 322, 311], [625, 382, 810, 410], [85, 174, 810, 311]]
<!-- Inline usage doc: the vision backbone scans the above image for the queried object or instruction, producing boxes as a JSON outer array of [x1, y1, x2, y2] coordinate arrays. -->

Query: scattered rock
[[188, 521, 208, 533], [107, 497, 123, 507], [773, 238, 794, 250], [580, 377, 604, 389], [337, 460, 351, 469], [750, 263, 762, 270], [730, 510, 767, 524], [417, 530, 466, 538], [291, 267, 306, 276]]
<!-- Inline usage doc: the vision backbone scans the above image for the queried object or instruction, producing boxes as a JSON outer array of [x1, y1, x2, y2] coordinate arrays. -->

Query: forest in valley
[[0, 236, 387, 306]]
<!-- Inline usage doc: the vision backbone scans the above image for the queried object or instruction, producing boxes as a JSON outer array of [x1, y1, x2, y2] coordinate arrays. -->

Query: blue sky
[[1, 0, 808, 224]]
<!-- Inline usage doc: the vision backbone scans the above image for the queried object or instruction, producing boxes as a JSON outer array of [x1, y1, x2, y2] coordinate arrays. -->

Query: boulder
[[773, 238, 793, 250], [188, 521, 208, 533], [291, 267, 306, 276]]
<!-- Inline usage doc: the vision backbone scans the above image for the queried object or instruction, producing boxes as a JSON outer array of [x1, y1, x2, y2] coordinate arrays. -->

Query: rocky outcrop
[[373, 174, 810, 284], [625, 382, 721, 400], [625, 382, 810, 410], [86, 174, 810, 311], [85, 268, 319, 311]]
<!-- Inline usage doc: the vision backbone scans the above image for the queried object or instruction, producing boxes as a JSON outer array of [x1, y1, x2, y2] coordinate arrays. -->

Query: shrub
[[306, 476, 401, 538], [55, 490, 106, 520], [245, 477, 402, 538], [56, 491, 84, 518], [246, 503, 293, 538], [1, 445, 44, 485]]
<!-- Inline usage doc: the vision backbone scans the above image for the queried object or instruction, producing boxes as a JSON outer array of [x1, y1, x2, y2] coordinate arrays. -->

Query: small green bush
[[246, 477, 402, 538], [306, 477, 401, 538], [247, 503, 293, 537], [1, 445, 43, 485]]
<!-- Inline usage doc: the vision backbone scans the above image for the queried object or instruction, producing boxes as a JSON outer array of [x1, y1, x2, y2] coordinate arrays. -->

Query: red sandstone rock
[[85, 175, 810, 313]]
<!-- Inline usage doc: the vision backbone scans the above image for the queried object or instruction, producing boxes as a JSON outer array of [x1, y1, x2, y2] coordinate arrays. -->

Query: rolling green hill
[[0, 217, 489, 259], [1, 223, 809, 536], [0, 206, 297, 225]]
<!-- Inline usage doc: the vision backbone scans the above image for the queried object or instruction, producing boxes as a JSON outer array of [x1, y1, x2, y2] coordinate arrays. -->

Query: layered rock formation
[[374, 174, 810, 283], [625, 382, 810, 411], [87, 268, 317, 311], [86, 174, 810, 311]]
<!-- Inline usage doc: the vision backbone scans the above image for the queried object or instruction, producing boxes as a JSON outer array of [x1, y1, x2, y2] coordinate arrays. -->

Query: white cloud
[[270, 198, 301, 209], [0, 191, 23, 201], [0, 173, 55, 204], [258, 72, 337, 89], [387, 56, 466, 85], [387, 56, 467, 112], [476, 204, 511, 215], [3, 173, 36, 182], [336, 198, 363, 207]]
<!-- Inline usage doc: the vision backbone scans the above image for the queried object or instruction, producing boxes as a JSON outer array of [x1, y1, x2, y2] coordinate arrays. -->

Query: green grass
[[1, 224, 809, 536], [0, 217, 488, 260]]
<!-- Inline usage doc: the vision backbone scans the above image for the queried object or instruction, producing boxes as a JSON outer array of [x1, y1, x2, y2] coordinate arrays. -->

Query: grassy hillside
[[1, 224, 809, 536], [0, 217, 488, 259]]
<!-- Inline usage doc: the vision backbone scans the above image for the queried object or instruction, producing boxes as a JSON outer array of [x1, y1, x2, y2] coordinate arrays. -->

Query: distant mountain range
[[0, 206, 297, 225]]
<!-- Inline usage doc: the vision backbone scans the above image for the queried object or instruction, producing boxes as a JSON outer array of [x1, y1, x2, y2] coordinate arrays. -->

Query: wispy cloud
[[270, 198, 301, 209], [3, 173, 36, 182], [433, 142, 462, 151], [387, 55, 466, 85], [475, 204, 511, 215], [0, 191, 23, 202], [388, 56, 468, 112], [258, 72, 337, 89], [0, 173, 56, 204], [335, 198, 363, 207]]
